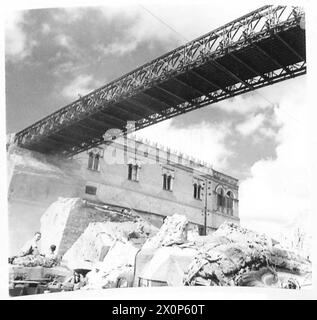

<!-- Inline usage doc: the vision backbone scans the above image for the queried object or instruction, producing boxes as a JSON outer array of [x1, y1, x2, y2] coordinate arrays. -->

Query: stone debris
[[215, 222, 271, 247], [142, 214, 188, 250], [40, 197, 160, 257], [62, 214, 158, 273], [11, 201, 311, 293], [183, 222, 311, 288], [64, 217, 157, 290], [83, 264, 134, 290], [81, 214, 190, 290]]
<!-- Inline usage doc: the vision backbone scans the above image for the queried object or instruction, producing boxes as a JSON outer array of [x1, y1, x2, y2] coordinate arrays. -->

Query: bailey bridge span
[[14, 5, 306, 156]]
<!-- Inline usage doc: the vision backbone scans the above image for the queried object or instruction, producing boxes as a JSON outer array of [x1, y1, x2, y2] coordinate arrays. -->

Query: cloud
[[5, 11, 28, 61], [236, 113, 265, 136], [61, 74, 102, 100], [48, 6, 178, 58], [95, 6, 180, 56], [55, 34, 73, 49], [135, 119, 233, 171], [41, 23, 51, 35], [89, 2, 261, 57], [258, 126, 277, 139], [238, 77, 311, 240], [52, 7, 86, 24], [216, 92, 274, 115], [96, 41, 139, 56]]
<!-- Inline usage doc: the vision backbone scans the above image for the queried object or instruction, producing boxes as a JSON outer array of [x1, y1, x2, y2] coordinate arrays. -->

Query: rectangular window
[[85, 185, 97, 195]]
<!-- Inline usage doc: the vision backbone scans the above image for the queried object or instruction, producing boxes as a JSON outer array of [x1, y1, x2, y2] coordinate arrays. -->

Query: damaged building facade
[[72, 135, 239, 234], [8, 135, 239, 255]]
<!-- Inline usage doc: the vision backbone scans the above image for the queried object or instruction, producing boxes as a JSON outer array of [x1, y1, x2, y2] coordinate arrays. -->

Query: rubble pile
[[184, 222, 312, 288], [77, 214, 189, 289], [63, 214, 158, 289], [11, 204, 311, 293], [142, 214, 188, 250], [268, 246, 311, 274], [62, 214, 158, 270], [83, 263, 134, 290], [214, 222, 271, 246]]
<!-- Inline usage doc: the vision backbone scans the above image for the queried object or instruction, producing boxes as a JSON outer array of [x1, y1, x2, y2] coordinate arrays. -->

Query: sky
[[4, 2, 312, 241]]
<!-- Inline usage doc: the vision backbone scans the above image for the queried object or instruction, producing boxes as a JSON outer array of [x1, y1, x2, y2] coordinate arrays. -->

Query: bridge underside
[[15, 6, 306, 156]]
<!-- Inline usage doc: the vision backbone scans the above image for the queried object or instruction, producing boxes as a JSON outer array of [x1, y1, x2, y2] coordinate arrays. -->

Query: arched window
[[128, 164, 139, 181], [88, 152, 101, 171], [193, 183, 202, 200], [226, 191, 234, 208], [163, 174, 173, 191], [216, 187, 225, 209]]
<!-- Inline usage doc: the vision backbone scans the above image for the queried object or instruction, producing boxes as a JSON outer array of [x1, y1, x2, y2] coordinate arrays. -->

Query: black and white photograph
[[1, 0, 316, 301]]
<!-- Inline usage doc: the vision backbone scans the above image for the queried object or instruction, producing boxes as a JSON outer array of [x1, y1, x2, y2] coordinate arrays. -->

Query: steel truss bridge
[[15, 5, 306, 156]]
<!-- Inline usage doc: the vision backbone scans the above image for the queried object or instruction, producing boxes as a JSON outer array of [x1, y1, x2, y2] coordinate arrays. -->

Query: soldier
[[9, 231, 42, 264], [19, 232, 42, 257]]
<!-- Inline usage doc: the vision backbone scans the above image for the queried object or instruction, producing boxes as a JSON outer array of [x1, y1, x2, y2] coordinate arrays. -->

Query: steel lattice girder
[[15, 5, 306, 155]]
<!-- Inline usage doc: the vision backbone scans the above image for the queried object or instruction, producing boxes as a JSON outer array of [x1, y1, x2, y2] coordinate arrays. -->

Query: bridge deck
[[15, 5, 306, 155]]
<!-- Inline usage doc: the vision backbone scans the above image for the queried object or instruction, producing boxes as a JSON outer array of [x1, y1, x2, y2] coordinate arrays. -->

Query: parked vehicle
[[9, 264, 72, 296], [133, 246, 197, 287]]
